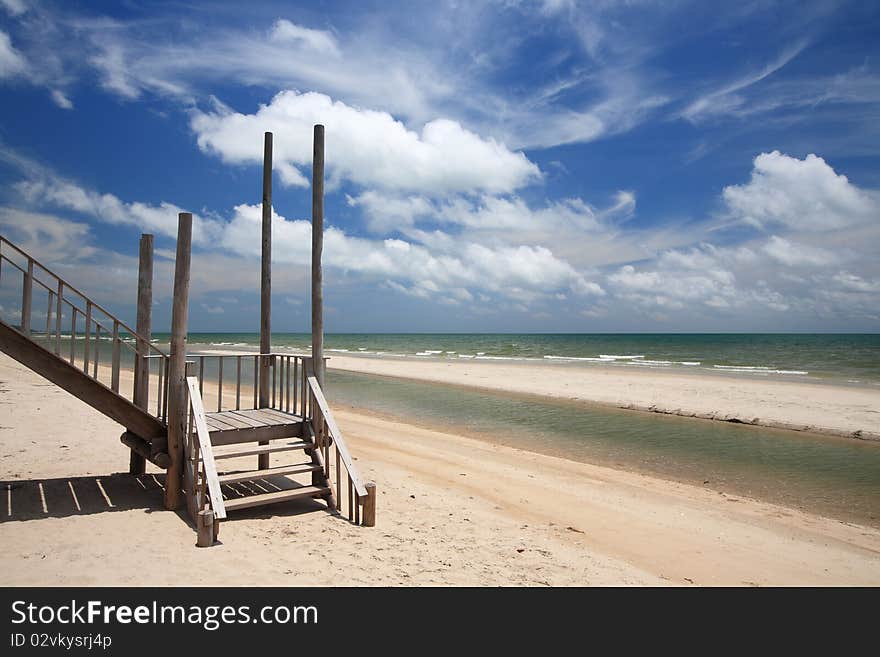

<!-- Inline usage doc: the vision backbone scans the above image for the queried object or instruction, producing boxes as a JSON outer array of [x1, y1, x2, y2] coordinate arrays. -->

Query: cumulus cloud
[[220, 203, 603, 304], [723, 151, 878, 231], [191, 90, 541, 195]]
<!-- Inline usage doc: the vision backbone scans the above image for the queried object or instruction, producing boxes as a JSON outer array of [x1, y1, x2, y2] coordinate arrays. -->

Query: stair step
[[218, 463, 322, 484], [223, 486, 331, 512], [212, 441, 313, 460]]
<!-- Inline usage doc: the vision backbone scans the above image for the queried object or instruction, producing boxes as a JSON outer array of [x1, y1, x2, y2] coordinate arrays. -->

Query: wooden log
[[164, 213, 192, 511], [259, 131, 273, 470], [21, 260, 33, 334], [363, 482, 376, 527], [311, 124, 325, 388], [120, 431, 170, 468], [197, 508, 215, 547]]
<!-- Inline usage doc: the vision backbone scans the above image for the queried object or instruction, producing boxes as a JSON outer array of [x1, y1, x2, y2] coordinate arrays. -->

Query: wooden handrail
[[307, 375, 367, 498], [0, 235, 167, 357], [186, 377, 226, 520]]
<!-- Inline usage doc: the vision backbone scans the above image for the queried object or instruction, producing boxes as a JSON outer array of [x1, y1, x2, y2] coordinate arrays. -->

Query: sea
[[175, 332, 880, 385]]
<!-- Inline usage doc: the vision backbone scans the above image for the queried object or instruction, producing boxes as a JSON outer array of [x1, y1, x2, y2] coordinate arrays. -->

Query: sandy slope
[[1, 353, 879, 586], [326, 354, 880, 440]]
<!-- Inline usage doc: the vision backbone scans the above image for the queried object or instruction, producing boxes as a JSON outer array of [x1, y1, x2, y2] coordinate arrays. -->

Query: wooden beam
[[164, 213, 192, 511], [259, 131, 273, 470], [0, 320, 165, 438], [131, 233, 153, 475], [311, 124, 325, 388]]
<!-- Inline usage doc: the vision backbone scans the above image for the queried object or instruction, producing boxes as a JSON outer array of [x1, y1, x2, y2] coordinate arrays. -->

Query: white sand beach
[[2, 353, 879, 586]]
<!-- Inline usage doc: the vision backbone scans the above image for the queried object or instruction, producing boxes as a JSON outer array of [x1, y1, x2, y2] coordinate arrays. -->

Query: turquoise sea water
[[173, 332, 880, 384], [324, 369, 880, 527]]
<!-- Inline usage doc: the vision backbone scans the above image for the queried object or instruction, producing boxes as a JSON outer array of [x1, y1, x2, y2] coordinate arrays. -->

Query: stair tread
[[223, 485, 330, 511], [218, 463, 321, 484], [212, 441, 313, 460]]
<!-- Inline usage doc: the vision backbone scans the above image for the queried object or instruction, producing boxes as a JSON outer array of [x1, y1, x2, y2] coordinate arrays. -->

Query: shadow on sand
[[1, 471, 329, 523]]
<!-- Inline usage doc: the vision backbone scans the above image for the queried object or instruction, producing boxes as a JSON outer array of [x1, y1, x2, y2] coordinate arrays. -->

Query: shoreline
[[2, 353, 879, 585], [309, 353, 880, 441], [180, 343, 880, 441]]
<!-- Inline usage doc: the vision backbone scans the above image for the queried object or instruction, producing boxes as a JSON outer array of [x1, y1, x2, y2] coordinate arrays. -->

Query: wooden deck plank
[[236, 408, 298, 425], [223, 410, 269, 428], [256, 407, 303, 423], [206, 412, 252, 430], [223, 485, 330, 512]]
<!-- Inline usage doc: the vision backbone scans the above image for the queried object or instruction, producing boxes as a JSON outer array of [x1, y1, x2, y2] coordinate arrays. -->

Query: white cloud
[[723, 151, 878, 231], [761, 235, 837, 267], [191, 90, 541, 195], [268, 19, 339, 56], [15, 177, 222, 244], [0, 0, 27, 17], [0, 30, 27, 79], [50, 88, 72, 109], [220, 203, 602, 303], [681, 40, 808, 123]]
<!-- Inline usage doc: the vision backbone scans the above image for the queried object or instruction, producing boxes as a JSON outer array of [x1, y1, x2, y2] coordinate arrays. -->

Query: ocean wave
[[543, 355, 609, 362], [599, 354, 644, 360], [713, 365, 808, 375]]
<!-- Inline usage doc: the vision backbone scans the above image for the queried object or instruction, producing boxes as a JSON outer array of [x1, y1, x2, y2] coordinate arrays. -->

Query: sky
[[0, 0, 878, 333]]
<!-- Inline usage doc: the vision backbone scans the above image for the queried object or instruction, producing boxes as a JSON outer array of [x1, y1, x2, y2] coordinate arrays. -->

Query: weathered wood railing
[[186, 352, 326, 416], [184, 375, 226, 546], [305, 375, 376, 526], [0, 235, 171, 421]]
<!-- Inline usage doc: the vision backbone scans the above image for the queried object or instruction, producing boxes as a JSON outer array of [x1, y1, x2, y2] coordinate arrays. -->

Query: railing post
[[197, 508, 215, 547], [111, 321, 120, 393], [131, 234, 153, 476], [54, 281, 62, 355], [20, 260, 33, 334], [363, 482, 377, 527], [83, 301, 91, 373], [165, 213, 192, 511]]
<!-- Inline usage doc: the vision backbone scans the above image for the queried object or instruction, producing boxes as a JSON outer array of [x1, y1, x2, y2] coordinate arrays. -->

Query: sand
[[1, 352, 879, 586], [325, 354, 880, 440]]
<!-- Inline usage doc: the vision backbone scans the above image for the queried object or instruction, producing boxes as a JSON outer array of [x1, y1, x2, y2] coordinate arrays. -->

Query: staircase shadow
[[1, 472, 334, 524], [1, 472, 166, 523]]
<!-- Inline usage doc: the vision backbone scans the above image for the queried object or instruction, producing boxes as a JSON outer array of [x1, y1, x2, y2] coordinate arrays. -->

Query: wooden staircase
[[0, 234, 375, 545]]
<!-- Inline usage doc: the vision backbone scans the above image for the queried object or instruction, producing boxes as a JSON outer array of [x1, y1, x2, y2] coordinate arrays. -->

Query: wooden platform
[[204, 408, 305, 445]]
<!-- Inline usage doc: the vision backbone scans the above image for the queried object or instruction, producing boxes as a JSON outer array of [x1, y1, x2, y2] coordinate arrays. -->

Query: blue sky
[[0, 0, 878, 332]]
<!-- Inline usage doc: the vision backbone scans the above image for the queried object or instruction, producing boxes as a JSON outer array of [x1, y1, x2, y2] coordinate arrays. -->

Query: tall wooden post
[[258, 132, 273, 470], [311, 124, 325, 388], [130, 233, 153, 475], [164, 213, 192, 511]]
